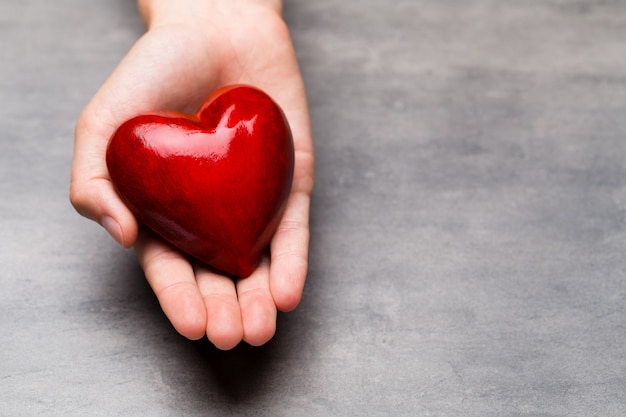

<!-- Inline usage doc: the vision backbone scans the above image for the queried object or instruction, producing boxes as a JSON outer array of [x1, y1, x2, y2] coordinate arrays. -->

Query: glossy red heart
[[106, 85, 294, 278]]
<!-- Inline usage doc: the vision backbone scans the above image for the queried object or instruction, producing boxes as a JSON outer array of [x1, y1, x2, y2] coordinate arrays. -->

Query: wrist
[[138, 0, 283, 28]]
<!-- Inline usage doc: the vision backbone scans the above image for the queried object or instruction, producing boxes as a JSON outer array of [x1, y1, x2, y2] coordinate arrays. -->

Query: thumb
[[70, 107, 139, 248], [70, 27, 221, 246]]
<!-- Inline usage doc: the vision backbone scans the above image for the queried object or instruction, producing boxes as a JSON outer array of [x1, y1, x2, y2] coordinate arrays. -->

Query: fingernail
[[101, 216, 123, 246]]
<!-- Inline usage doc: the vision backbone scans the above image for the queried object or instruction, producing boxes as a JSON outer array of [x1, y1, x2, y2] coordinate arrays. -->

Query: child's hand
[[70, 0, 314, 350]]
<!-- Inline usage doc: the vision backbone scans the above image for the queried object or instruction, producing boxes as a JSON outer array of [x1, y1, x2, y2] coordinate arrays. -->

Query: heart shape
[[106, 85, 294, 278]]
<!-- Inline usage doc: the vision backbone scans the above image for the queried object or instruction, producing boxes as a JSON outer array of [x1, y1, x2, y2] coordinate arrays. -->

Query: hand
[[70, 0, 314, 349]]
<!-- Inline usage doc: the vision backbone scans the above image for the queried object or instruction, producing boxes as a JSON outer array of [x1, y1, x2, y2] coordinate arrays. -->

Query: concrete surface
[[2, 0, 626, 416]]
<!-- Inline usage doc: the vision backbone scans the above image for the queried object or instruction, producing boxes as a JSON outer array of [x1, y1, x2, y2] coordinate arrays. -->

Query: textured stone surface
[[2, 1, 626, 415]]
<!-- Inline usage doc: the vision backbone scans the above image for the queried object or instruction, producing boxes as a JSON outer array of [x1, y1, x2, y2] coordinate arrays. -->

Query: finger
[[135, 229, 207, 340], [269, 189, 311, 312], [195, 263, 243, 350], [261, 71, 314, 313], [71, 109, 140, 248], [236, 258, 277, 346], [69, 178, 138, 249]]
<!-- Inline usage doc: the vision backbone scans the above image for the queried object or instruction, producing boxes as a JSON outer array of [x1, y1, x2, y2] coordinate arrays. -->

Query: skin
[[70, 0, 314, 350]]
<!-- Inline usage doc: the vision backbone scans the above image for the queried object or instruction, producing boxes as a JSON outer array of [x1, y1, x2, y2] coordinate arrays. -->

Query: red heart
[[106, 85, 294, 278]]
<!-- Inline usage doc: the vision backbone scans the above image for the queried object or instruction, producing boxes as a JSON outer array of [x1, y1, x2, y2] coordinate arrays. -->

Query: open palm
[[70, 1, 314, 349]]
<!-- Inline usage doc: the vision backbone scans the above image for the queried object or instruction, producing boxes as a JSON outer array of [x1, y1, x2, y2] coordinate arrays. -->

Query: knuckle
[[68, 184, 88, 210]]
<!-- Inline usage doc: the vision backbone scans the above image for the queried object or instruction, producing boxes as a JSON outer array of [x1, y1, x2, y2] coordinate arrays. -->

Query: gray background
[[2, 0, 626, 416]]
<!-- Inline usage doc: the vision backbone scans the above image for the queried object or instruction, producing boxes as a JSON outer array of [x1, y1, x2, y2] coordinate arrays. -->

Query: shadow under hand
[[88, 239, 317, 412], [194, 337, 282, 399], [153, 314, 301, 409], [108, 253, 305, 407]]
